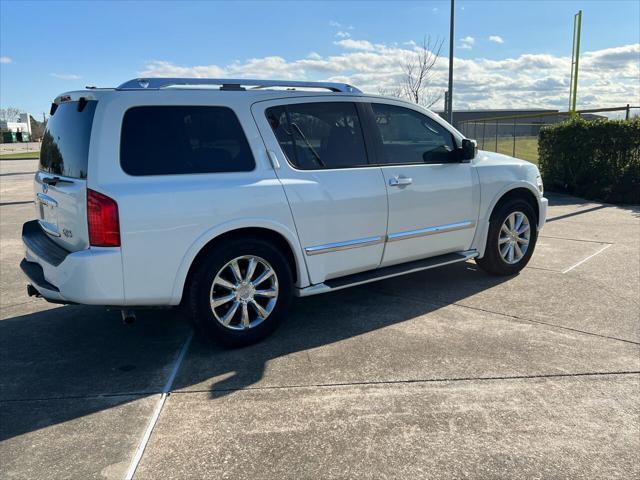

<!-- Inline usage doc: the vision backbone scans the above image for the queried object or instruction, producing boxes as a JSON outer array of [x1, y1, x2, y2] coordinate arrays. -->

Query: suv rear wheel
[[186, 238, 293, 346], [476, 199, 538, 276]]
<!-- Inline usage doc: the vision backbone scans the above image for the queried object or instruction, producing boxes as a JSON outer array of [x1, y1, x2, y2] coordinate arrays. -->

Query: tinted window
[[121, 106, 255, 175], [39, 100, 97, 179], [372, 103, 456, 164], [266, 102, 369, 169]]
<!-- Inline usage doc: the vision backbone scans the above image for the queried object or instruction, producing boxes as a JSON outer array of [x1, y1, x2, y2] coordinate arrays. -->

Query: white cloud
[[334, 39, 375, 51], [335, 31, 351, 39], [489, 35, 504, 44], [0, 56, 12, 64], [329, 21, 354, 30], [139, 41, 640, 111], [459, 36, 475, 50], [50, 73, 81, 80]]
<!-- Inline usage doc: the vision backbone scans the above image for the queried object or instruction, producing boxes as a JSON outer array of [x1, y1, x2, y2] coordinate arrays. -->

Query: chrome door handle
[[389, 176, 412, 187], [267, 150, 280, 169]]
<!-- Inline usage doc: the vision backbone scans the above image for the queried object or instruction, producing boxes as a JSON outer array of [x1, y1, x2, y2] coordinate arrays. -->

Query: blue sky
[[1, 0, 639, 116]]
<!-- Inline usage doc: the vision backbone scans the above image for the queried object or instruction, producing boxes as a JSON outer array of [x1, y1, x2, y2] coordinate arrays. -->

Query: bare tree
[[382, 36, 444, 108], [0, 107, 21, 122], [377, 85, 403, 98], [402, 36, 444, 108]]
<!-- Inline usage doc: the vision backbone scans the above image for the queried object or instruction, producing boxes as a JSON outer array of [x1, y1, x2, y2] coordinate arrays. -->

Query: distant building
[[0, 113, 32, 135]]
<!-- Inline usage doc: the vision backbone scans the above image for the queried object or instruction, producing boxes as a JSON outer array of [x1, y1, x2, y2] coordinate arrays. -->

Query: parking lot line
[[124, 330, 193, 480], [562, 243, 612, 274]]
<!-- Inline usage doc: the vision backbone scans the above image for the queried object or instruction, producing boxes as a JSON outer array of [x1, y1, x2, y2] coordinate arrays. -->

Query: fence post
[[495, 121, 498, 152], [626, 104, 630, 120], [482, 121, 486, 149], [512, 118, 516, 157]]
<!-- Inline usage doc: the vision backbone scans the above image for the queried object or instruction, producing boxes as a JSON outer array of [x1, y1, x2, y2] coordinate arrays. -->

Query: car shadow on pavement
[[171, 261, 511, 398], [0, 261, 509, 441], [544, 192, 640, 219]]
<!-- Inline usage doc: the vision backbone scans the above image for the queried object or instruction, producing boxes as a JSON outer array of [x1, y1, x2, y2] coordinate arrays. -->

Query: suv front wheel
[[476, 199, 538, 276], [186, 238, 293, 346]]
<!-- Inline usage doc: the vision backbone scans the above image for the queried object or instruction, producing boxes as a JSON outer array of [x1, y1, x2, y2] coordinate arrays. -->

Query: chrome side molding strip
[[304, 236, 384, 256], [304, 221, 475, 256], [386, 221, 475, 242]]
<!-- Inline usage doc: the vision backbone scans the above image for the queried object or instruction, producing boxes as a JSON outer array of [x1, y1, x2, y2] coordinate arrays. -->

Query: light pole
[[447, 0, 455, 124]]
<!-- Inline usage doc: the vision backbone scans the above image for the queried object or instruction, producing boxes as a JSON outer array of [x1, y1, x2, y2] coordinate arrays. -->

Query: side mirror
[[460, 139, 477, 161]]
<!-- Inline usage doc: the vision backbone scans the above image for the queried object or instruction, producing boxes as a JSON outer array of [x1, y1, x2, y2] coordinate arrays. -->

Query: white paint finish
[[22, 86, 549, 307], [381, 162, 479, 266], [24, 243, 125, 304], [89, 92, 306, 304], [275, 167, 387, 283], [33, 172, 90, 252], [251, 97, 388, 284], [469, 150, 547, 258]]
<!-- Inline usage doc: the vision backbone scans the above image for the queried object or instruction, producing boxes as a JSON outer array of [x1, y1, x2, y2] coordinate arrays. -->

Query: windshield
[[39, 100, 97, 179]]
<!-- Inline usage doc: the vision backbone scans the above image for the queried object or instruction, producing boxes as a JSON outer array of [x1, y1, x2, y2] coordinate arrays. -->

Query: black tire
[[476, 198, 538, 276], [185, 238, 293, 347]]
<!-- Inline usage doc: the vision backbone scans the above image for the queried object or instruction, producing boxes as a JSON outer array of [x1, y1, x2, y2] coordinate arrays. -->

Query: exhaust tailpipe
[[27, 284, 41, 298]]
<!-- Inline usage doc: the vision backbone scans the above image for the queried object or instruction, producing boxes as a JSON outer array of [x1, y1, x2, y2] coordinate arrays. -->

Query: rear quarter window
[[40, 100, 97, 179], [120, 106, 255, 176]]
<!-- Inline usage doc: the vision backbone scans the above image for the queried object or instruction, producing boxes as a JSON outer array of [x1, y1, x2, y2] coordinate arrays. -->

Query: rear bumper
[[21, 220, 125, 305]]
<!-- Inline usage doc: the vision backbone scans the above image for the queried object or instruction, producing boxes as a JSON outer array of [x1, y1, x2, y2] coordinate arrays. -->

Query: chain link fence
[[457, 105, 639, 164]]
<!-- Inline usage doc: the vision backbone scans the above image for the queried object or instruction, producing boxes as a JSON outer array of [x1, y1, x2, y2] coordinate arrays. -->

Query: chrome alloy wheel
[[209, 255, 279, 331], [498, 211, 531, 264]]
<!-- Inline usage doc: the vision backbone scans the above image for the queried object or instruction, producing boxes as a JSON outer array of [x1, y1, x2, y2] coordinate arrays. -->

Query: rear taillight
[[87, 189, 120, 247]]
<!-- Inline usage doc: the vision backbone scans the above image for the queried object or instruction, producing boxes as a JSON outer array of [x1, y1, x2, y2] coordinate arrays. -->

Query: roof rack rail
[[116, 78, 361, 93]]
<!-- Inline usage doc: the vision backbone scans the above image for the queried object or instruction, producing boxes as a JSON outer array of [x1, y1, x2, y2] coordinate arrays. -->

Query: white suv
[[22, 78, 547, 345]]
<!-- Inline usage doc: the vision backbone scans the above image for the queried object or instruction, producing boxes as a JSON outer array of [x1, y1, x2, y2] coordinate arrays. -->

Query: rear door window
[[266, 102, 369, 169], [120, 106, 255, 175], [39, 100, 97, 179]]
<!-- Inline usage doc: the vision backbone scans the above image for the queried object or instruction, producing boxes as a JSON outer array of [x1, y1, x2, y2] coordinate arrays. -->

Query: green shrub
[[538, 117, 640, 204]]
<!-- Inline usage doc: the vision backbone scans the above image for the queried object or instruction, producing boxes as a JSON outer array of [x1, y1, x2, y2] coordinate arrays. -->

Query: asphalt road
[[1, 159, 638, 479]]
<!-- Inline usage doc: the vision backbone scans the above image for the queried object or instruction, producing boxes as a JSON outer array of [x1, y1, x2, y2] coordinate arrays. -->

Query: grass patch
[[478, 136, 539, 164], [0, 151, 40, 160]]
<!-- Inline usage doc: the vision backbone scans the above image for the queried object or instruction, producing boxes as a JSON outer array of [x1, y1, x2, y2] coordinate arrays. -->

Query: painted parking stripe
[[562, 244, 612, 274], [124, 331, 193, 480]]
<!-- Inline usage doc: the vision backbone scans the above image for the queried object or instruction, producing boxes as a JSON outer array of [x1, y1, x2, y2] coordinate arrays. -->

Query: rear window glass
[[120, 106, 255, 176], [265, 102, 369, 170], [39, 100, 97, 179]]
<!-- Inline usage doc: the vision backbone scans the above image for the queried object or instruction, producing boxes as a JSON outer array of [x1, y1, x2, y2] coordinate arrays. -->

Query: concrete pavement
[[1, 160, 638, 479]]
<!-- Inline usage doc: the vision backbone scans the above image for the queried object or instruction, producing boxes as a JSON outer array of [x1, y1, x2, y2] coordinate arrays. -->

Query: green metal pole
[[570, 10, 582, 113]]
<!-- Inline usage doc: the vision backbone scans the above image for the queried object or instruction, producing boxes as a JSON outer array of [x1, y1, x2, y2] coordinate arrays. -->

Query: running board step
[[296, 250, 477, 297]]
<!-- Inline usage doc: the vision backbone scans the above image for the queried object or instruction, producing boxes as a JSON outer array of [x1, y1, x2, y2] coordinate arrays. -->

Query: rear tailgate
[[35, 98, 97, 252]]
